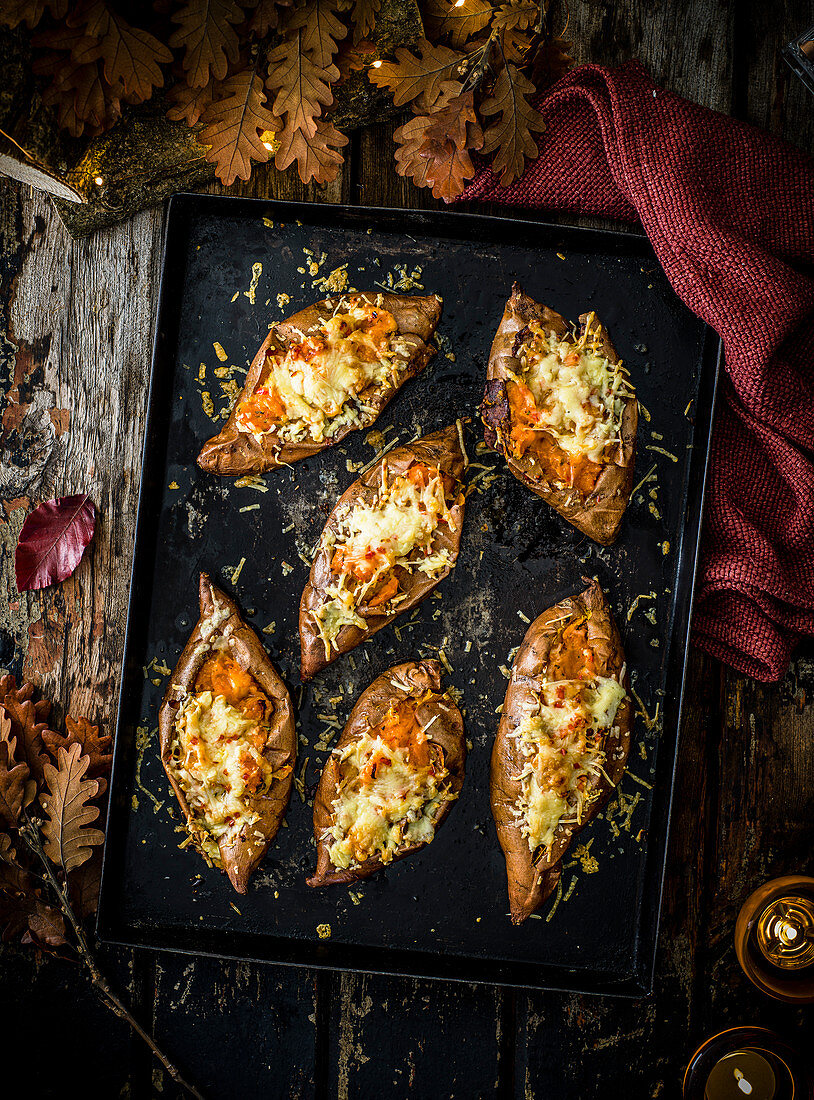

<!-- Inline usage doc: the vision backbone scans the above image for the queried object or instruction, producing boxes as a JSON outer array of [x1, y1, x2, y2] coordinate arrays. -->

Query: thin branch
[[19, 814, 205, 1100]]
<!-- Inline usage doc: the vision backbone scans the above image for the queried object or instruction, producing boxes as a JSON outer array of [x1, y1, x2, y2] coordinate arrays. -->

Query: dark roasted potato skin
[[298, 425, 466, 681], [490, 580, 632, 924], [158, 573, 296, 894], [197, 291, 443, 475], [480, 284, 638, 545], [307, 660, 465, 888]]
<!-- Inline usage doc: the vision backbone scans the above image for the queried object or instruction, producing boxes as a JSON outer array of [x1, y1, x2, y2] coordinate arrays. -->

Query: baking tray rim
[[97, 193, 722, 997]]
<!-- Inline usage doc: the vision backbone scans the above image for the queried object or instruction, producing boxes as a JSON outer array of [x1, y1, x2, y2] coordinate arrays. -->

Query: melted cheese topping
[[326, 713, 451, 870], [236, 297, 404, 443], [512, 675, 626, 853], [314, 467, 456, 658], [169, 689, 276, 859], [508, 315, 633, 464]]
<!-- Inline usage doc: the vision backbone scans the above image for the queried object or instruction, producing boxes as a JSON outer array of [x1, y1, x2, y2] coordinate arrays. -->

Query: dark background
[[1, 1, 813, 1097]]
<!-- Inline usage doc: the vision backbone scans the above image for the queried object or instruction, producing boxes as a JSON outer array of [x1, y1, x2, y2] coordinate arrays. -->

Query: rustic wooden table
[[2, 2, 813, 1097]]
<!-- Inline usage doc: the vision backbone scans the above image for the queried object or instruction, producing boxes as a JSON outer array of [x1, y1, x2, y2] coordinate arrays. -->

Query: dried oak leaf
[[0, 674, 51, 791], [267, 33, 337, 137], [169, 0, 243, 89], [197, 66, 279, 185], [350, 0, 380, 44], [15, 494, 96, 593], [424, 0, 493, 50], [245, 0, 293, 37], [40, 743, 105, 875], [285, 0, 348, 71], [43, 716, 112, 788], [368, 38, 465, 110], [335, 38, 376, 82], [22, 900, 68, 949], [481, 61, 545, 186], [33, 27, 123, 138], [0, 833, 17, 865], [0, 0, 67, 29], [394, 82, 483, 201], [68, 846, 102, 920], [166, 78, 216, 126], [68, 1, 173, 103], [275, 115, 348, 185], [492, 1, 538, 63], [528, 33, 574, 90], [0, 740, 28, 830]]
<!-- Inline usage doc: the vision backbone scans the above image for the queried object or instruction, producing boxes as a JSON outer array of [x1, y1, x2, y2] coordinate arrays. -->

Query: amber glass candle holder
[[735, 876, 814, 1003]]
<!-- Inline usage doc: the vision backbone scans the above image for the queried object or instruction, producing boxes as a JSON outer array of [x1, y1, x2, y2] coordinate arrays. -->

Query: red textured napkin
[[459, 61, 814, 682]]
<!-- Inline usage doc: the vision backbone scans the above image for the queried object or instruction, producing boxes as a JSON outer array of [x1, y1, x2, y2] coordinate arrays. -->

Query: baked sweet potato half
[[491, 579, 632, 924], [480, 285, 638, 545], [307, 659, 465, 887], [158, 573, 296, 894], [299, 425, 466, 680], [198, 290, 443, 475]]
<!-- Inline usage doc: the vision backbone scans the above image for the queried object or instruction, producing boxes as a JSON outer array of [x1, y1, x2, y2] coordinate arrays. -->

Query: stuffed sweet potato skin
[[299, 425, 466, 681], [480, 285, 638, 545], [158, 573, 296, 894], [307, 659, 466, 887], [491, 580, 631, 924], [197, 291, 443, 475]]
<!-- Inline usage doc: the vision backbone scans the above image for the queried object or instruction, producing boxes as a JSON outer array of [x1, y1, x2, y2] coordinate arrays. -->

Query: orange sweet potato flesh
[[158, 573, 296, 894], [298, 425, 466, 681], [480, 284, 638, 545], [197, 291, 443, 475], [307, 659, 466, 888], [490, 579, 632, 924]]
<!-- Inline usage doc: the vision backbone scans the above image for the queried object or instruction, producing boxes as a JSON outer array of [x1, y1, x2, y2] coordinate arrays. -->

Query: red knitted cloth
[[459, 61, 814, 682]]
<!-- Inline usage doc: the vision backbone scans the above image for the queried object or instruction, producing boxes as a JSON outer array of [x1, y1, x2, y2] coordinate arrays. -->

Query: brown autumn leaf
[[492, 1, 538, 63], [480, 60, 545, 186], [266, 32, 337, 137], [274, 115, 348, 185], [394, 83, 483, 201], [169, 0, 243, 89], [68, 0, 173, 103], [33, 24, 124, 138], [166, 78, 217, 126], [68, 846, 102, 920], [285, 0, 348, 71], [368, 37, 465, 110], [42, 716, 112, 788], [40, 743, 105, 875], [0, 0, 67, 29], [0, 833, 17, 865], [424, 0, 493, 50], [528, 32, 574, 90], [335, 37, 376, 82], [0, 739, 28, 831], [21, 899, 68, 949], [198, 65, 279, 185], [0, 674, 51, 791], [245, 0, 293, 37], [350, 0, 380, 44]]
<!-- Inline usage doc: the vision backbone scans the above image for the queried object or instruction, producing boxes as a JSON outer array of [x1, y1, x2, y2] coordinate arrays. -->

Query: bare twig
[[19, 813, 204, 1100]]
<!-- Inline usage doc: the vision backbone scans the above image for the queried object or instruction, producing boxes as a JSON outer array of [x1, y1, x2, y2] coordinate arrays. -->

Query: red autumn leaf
[[15, 494, 96, 593]]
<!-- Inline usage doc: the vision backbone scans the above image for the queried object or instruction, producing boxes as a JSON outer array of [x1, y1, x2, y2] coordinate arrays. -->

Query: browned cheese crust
[[307, 659, 466, 888], [490, 580, 632, 924], [480, 284, 638, 545], [158, 573, 296, 894], [298, 425, 467, 681], [197, 291, 443, 475]]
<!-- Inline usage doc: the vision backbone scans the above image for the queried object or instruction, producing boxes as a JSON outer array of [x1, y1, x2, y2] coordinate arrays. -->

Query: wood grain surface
[[2, 2, 814, 1097]]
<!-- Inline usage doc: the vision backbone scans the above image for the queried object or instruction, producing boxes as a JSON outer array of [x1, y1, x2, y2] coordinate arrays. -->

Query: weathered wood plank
[[150, 956, 319, 1100], [327, 972, 505, 1100]]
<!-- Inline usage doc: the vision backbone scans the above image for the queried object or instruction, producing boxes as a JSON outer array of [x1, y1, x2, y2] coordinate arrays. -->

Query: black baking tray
[[97, 194, 719, 996]]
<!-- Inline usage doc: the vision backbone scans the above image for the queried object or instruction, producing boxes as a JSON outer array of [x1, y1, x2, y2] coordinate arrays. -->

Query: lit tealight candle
[[705, 1051, 776, 1100]]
